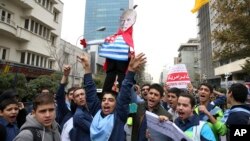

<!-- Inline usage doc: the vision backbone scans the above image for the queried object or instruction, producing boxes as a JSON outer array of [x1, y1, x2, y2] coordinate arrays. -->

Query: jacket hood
[[20, 113, 59, 132], [231, 104, 250, 111]]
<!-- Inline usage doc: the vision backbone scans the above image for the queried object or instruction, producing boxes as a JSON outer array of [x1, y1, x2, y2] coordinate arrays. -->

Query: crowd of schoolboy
[[0, 53, 250, 141]]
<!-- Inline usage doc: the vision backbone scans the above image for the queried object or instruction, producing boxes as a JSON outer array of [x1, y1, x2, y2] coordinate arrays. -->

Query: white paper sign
[[146, 111, 192, 141], [166, 64, 191, 89]]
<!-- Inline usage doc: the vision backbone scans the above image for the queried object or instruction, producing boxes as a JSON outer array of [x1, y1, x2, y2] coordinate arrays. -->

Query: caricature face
[[120, 9, 136, 31]]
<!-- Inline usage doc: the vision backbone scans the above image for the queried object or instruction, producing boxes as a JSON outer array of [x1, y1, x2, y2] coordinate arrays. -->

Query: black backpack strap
[[0, 123, 6, 141], [22, 127, 42, 141]]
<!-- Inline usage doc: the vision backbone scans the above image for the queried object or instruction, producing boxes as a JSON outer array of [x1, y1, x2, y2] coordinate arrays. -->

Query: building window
[[7, 13, 11, 24], [20, 52, 25, 63], [39, 25, 43, 35], [49, 2, 53, 11], [24, 19, 29, 29], [46, 0, 49, 9], [31, 54, 35, 65], [43, 27, 47, 38], [42, 0, 46, 7], [50, 35, 56, 46], [44, 58, 47, 68], [35, 23, 38, 34], [36, 56, 40, 66], [40, 57, 43, 67], [30, 20, 34, 32], [27, 53, 31, 65], [46, 28, 50, 39], [49, 60, 53, 69], [2, 48, 6, 60], [63, 52, 69, 64], [1, 10, 5, 21], [53, 11, 58, 22]]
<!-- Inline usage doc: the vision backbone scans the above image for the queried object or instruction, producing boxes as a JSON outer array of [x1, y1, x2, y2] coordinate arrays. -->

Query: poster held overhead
[[166, 64, 191, 89]]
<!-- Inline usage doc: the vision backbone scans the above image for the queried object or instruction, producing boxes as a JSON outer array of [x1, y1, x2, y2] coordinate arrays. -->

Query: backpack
[[22, 127, 42, 141], [224, 107, 250, 141], [0, 123, 6, 141], [0, 124, 41, 141], [221, 107, 250, 124]]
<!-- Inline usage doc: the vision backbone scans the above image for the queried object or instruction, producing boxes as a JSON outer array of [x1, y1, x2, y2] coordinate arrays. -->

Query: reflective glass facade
[[84, 0, 129, 41]]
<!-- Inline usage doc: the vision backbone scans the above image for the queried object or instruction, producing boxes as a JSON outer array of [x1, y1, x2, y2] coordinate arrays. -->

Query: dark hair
[[0, 98, 19, 111], [141, 83, 150, 89], [102, 91, 118, 99], [168, 87, 182, 97], [33, 93, 55, 111], [67, 86, 77, 95], [149, 83, 164, 97], [199, 83, 213, 93], [0, 89, 18, 103], [72, 87, 84, 95], [179, 93, 196, 108], [228, 83, 248, 103]]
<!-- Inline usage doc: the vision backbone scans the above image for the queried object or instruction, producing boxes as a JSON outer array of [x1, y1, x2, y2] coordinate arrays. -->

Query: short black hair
[[102, 91, 118, 99], [199, 83, 213, 93], [179, 92, 196, 108], [0, 89, 18, 103], [228, 83, 248, 103], [168, 87, 182, 97], [0, 98, 19, 111], [149, 83, 164, 97], [67, 86, 77, 95], [141, 83, 151, 89]]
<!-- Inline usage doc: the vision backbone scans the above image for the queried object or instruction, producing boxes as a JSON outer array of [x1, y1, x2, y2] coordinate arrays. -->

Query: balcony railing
[[0, 16, 16, 27]]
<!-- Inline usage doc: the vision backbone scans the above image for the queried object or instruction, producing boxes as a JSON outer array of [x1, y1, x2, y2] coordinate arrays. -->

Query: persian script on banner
[[166, 64, 190, 89]]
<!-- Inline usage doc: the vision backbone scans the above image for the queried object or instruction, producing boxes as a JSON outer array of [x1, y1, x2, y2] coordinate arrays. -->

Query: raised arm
[[55, 65, 71, 124], [77, 53, 101, 116], [116, 53, 147, 122]]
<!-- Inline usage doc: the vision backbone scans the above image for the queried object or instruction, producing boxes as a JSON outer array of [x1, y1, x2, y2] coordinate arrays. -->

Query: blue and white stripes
[[99, 35, 129, 61]]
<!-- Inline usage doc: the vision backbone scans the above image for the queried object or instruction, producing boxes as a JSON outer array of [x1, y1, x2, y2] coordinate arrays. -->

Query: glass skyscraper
[[84, 0, 132, 41]]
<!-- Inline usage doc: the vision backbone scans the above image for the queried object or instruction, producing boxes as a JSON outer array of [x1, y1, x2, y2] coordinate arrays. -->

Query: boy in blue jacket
[[0, 93, 19, 141], [77, 52, 146, 141]]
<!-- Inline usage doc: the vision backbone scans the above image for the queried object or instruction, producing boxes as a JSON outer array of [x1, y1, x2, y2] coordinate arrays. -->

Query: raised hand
[[128, 53, 147, 72], [61, 64, 71, 84], [63, 64, 71, 76], [77, 52, 91, 73]]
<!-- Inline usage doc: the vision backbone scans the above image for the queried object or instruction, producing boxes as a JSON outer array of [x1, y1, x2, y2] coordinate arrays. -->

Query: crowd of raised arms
[[0, 52, 250, 141]]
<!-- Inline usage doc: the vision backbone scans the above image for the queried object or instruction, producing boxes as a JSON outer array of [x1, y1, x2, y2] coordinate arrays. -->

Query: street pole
[[75, 26, 106, 47], [224, 72, 232, 89]]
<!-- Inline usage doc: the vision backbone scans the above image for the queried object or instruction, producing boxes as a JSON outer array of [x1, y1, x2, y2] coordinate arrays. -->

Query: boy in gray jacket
[[14, 93, 60, 141]]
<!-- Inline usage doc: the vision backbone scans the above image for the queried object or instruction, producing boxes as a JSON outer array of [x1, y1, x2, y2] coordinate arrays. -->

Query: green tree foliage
[[211, 0, 250, 72], [0, 73, 27, 100], [26, 73, 61, 99], [93, 73, 105, 88]]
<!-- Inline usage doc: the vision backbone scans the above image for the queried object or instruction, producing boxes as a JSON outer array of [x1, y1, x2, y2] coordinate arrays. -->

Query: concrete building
[[0, 0, 63, 79], [159, 65, 170, 85], [60, 39, 85, 87], [177, 38, 200, 86], [84, 0, 134, 41], [85, 39, 105, 74], [196, 3, 220, 85], [209, 0, 249, 88]]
